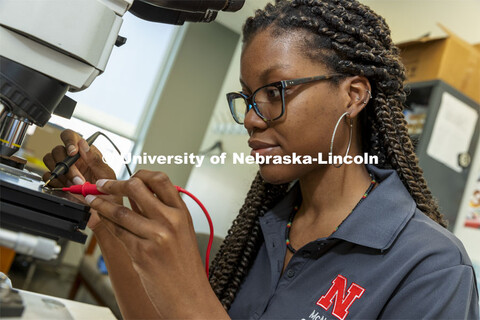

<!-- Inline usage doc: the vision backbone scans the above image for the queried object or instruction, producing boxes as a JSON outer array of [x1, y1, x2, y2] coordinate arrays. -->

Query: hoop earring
[[330, 112, 353, 168]]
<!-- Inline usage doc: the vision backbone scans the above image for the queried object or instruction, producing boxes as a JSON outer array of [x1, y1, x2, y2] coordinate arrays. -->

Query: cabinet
[[404, 80, 480, 230]]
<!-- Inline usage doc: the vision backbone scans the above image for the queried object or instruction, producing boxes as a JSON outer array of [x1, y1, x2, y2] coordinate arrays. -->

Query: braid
[[210, 0, 446, 310], [209, 172, 288, 309]]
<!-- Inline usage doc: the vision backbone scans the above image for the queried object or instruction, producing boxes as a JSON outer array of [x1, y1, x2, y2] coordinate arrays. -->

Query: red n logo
[[316, 274, 365, 320]]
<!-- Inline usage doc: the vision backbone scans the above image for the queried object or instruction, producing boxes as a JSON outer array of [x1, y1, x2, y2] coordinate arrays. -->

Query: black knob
[[115, 35, 127, 47]]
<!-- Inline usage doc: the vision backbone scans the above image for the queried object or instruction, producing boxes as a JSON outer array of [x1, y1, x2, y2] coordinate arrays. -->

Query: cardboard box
[[475, 43, 480, 53], [397, 25, 480, 104]]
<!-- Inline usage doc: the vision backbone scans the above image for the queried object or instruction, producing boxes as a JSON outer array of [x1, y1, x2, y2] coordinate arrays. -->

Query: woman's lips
[[248, 140, 278, 156]]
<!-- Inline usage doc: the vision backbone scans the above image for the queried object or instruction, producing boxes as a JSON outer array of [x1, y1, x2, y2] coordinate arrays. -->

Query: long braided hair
[[209, 0, 446, 310]]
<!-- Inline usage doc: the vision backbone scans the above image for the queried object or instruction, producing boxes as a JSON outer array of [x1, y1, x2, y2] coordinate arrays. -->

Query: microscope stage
[[0, 164, 90, 243]]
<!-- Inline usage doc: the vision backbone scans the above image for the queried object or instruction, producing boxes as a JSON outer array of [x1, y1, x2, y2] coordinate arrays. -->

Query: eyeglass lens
[[231, 85, 283, 123]]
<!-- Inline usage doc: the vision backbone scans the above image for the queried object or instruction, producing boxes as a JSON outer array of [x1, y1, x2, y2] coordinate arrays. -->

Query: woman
[[44, 0, 479, 318]]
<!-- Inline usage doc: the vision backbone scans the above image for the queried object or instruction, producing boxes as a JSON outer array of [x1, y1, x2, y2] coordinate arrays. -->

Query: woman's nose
[[243, 105, 268, 134]]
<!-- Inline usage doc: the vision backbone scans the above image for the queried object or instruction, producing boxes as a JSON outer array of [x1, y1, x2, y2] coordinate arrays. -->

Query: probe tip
[[44, 178, 53, 188]]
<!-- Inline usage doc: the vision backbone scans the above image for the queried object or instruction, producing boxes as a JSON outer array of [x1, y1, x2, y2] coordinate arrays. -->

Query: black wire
[[94, 131, 133, 177]]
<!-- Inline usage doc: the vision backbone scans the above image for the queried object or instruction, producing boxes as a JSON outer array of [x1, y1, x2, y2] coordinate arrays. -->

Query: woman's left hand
[[85, 170, 228, 319]]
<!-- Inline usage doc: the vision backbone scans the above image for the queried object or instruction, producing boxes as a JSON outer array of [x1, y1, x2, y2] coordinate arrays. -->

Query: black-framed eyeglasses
[[226, 74, 344, 124]]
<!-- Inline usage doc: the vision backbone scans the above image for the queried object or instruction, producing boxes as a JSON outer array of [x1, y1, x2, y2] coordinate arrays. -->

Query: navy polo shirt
[[228, 165, 479, 319]]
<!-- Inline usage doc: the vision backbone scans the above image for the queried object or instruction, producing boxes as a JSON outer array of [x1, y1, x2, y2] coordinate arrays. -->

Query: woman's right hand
[[42, 129, 121, 230]]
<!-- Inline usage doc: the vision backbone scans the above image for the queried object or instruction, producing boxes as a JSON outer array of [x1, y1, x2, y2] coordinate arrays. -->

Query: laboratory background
[[0, 0, 479, 318]]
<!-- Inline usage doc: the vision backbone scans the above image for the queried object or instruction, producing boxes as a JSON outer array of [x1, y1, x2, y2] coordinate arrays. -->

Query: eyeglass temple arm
[[281, 74, 344, 88]]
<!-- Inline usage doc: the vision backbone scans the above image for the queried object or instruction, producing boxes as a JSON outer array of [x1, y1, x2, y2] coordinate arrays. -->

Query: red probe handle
[[62, 182, 105, 196]]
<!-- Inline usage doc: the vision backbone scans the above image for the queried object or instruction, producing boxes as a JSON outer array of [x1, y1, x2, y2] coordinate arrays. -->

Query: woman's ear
[[341, 76, 372, 118]]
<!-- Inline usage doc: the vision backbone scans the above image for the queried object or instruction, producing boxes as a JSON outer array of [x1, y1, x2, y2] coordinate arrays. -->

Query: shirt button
[[287, 269, 295, 278]]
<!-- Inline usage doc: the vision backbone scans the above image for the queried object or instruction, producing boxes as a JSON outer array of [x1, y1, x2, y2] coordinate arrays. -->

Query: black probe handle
[[51, 132, 99, 178], [51, 154, 81, 177]]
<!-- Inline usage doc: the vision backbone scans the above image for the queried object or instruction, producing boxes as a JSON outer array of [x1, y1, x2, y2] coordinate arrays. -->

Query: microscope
[[0, 0, 245, 259]]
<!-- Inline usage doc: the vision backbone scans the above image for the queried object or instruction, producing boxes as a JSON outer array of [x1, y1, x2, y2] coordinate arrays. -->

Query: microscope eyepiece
[[222, 0, 245, 12], [130, 0, 245, 25], [138, 0, 245, 13]]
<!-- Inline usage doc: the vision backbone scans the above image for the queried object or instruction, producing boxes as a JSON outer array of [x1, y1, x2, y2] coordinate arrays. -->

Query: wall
[[135, 22, 239, 187], [184, 42, 258, 237], [362, 0, 480, 44], [216, 0, 480, 44]]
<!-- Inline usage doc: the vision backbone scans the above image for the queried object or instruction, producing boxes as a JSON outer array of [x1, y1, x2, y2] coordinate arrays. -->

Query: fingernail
[[73, 176, 85, 185], [67, 145, 77, 156], [85, 195, 97, 204], [96, 179, 110, 188], [80, 139, 90, 153]]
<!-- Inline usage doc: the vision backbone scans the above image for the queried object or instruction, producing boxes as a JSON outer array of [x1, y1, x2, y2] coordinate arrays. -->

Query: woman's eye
[[266, 88, 280, 98]]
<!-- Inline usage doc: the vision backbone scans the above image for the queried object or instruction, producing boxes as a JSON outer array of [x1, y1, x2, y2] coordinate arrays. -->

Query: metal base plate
[[0, 163, 90, 243]]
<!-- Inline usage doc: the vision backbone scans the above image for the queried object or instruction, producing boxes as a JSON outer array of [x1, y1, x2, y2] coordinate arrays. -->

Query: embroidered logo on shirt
[[316, 274, 365, 320]]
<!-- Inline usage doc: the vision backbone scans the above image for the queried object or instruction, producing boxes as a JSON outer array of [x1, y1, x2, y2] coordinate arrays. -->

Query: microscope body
[[0, 0, 131, 156], [0, 0, 244, 246]]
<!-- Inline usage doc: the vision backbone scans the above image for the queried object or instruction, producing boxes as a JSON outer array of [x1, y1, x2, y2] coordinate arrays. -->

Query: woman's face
[[240, 29, 352, 184]]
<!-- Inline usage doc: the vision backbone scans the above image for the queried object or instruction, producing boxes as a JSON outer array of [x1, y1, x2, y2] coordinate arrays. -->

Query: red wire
[[175, 186, 214, 278], [67, 183, 214, 278]]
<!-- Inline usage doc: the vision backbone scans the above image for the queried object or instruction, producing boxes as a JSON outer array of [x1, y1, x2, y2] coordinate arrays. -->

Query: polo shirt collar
[[331, 164, 416, 251], [260, 164, 416, 252]]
